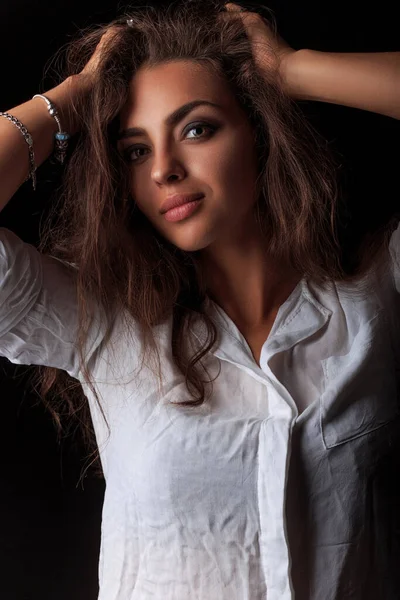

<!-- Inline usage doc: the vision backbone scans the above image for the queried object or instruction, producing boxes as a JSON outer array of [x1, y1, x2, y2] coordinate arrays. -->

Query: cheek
[[212, 139, 258, 206], [129, 173, 154, 218]]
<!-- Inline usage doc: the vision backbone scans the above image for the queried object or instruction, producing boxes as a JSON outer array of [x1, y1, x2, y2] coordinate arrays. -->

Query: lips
[[160, 193, 204, 214]]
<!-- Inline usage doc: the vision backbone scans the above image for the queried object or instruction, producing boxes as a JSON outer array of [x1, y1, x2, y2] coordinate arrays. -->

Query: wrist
[[281, 48, 320, 101], [44, 75, 92, 137]]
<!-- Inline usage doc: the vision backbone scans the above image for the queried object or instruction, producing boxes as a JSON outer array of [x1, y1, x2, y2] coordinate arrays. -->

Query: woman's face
[[117, 60, 260, 252]]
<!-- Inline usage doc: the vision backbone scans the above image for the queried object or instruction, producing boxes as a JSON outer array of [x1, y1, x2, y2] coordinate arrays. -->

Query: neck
[[199, 221, 301, 329]]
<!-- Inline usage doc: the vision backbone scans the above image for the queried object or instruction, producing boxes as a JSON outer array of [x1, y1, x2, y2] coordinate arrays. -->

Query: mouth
[[160, 192, 204, 214], [162, 197, 204, 223]]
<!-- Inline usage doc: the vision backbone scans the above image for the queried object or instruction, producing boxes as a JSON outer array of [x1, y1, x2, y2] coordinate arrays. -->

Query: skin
[[117, 60, 300, 336]]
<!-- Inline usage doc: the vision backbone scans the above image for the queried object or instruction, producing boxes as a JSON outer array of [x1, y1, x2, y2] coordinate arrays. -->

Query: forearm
[[0, 75, 87, 213], [284, 49, 400, 120]]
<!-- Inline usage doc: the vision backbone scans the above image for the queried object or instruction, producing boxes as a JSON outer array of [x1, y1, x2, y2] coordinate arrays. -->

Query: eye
[[183, 122, 216, 140], [123, 121, 217, 163], [125, 146, 149, 163]]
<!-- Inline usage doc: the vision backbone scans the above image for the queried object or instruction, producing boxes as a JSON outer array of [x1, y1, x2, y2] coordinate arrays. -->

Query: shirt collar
[[193, 278, 332, 378]]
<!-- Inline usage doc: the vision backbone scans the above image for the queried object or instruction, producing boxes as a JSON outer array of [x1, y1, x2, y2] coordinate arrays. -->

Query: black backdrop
[[0, 1, 399, 598]]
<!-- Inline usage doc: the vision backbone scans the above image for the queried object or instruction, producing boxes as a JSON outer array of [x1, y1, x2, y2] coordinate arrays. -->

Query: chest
[[95, 307, 400, 547], [240, 320, 276, 367]]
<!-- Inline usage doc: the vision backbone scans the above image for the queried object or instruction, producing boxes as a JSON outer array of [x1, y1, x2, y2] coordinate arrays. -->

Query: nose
[[150, 149, 186, 186]]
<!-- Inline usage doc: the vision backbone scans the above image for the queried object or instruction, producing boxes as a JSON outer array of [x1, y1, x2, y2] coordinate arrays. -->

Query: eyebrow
[[117, 99, 222, 141]]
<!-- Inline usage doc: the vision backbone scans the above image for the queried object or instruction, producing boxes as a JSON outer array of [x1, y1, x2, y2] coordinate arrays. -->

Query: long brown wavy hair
[[30, 0, 398, 481]]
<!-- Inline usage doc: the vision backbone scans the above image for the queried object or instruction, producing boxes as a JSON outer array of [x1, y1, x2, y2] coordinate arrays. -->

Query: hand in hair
[[79, 25, 125, 81], [220, 2, 296, 90]]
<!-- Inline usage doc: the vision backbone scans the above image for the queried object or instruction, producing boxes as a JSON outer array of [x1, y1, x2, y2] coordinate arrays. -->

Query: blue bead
[[55, 132, 70, 141]]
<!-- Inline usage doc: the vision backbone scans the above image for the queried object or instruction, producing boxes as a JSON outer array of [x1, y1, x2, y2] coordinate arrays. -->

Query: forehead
[[119, 60, 237, 125]]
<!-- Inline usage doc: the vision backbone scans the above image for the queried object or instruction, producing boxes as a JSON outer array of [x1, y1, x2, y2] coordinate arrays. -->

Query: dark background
[[0, 1, 399, 598]]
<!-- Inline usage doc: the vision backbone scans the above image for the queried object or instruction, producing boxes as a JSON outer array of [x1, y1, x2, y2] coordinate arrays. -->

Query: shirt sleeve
[[389, 219, 400, 294], [0, 227, 104, 379]]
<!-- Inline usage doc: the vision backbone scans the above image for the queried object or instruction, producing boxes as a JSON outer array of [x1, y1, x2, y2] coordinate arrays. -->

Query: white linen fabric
[[1, 224, 400, 600]]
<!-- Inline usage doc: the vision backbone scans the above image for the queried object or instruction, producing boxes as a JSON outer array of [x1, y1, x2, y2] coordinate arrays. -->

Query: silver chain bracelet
[[0, 111, 37, 190]]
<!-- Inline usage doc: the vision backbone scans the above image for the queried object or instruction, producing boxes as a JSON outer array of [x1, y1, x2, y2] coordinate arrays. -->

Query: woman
[[0, 0, 399, 598]]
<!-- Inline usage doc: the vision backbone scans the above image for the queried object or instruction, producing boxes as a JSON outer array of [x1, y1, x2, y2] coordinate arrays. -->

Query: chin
[[161, 227, 214, 253], [169, 236, 211, 253], [155, 216, 215, 252]]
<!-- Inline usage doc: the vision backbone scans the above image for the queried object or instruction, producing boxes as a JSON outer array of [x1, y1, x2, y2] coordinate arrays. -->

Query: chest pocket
[[320, 310, 400, 449]]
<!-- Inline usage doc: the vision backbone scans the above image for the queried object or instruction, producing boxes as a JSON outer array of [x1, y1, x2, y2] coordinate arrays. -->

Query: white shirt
[[1, 224, 400, 600]]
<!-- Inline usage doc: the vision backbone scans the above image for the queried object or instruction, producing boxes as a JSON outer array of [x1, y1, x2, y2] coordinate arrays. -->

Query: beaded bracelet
[[0, 111, 37, 190], [32, 94, 70, 164]]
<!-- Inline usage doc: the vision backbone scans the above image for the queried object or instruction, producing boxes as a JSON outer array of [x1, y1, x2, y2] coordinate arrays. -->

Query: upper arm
[[0, 227, 104, 379]]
